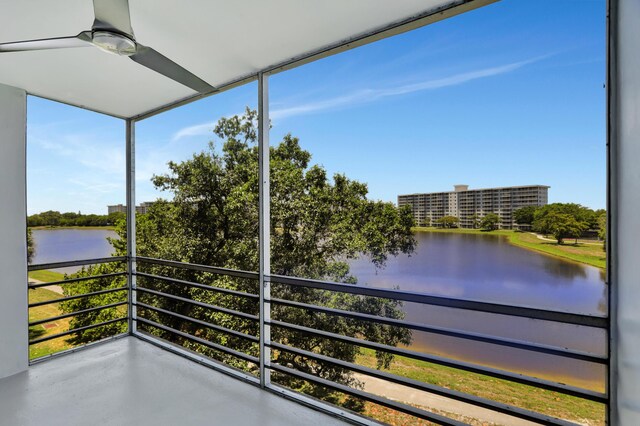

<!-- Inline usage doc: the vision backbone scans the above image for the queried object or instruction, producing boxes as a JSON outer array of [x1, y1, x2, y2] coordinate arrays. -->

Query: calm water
[[350, 232, 607, 391], [31, 228, 118, 273], [31, 229, 607, 390]]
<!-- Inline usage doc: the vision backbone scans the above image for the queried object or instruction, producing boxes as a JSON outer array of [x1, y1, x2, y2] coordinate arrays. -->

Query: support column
[[611, 0, 640, 424], [258, 72, 271, 387], [0, 83, 28, 379], [126, 119, 137, 334]]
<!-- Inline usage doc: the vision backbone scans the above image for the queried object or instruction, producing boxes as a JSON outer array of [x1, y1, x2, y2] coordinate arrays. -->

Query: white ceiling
[[0, 0, 490, 119]]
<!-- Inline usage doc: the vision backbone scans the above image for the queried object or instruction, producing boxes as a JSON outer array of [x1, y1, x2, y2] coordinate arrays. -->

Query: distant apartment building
[[107, 202, 155, 215], [398, 185, 549, 229], [107, 204, 126, 214]]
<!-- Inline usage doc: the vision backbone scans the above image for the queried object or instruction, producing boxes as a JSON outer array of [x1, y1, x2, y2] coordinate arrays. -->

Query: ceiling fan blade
[[92, 0, 134, 36], [130, 45, 214, 93], [0, 32, 92, 53]]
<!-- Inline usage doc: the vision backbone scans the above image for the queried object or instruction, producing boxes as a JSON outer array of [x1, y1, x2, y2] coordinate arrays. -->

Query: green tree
[[480, 213, 500, 231], [62, 108, 416, 410], [27, 228, 35, 264], [436, 216, 459, 229], [597, 211, 607, 251], [534, 212, 587, 244], [513, 206, 538, 226], [469, 214, 481, 229]]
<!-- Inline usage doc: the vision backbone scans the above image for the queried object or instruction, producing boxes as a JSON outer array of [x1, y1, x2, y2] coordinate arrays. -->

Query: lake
[[351, 232, 607, 391], [31, 228, 606, 390], [31, 228, 118, 273]]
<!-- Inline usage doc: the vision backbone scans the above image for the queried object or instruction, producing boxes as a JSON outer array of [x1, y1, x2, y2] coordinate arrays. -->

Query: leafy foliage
[[534, 212, 588, 244], [597, 212, 606, 249], [27, 228, 35, 264], [513, 206, 538, 226], [27, 210, 125, 227], [436, 216, 459, 228], [61, 108, 416, 410], [480, 213, 500, 231], [469, 214, 481, 229]]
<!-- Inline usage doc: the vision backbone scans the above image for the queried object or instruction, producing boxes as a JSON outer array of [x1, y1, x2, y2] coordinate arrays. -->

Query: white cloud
[[171, 122, 215, 142], [31, 133, 125, 175], [67, 179, 121, 194], [271, 57, 545, 120]]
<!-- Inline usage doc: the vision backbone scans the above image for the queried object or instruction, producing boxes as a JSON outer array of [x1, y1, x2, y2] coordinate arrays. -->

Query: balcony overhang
[[0, 0, 495, 120]]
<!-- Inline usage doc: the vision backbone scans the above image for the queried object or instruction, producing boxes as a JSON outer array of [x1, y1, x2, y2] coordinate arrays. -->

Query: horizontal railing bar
[[136, 317, 259, 364], [29, 333, 129, 365], [136, 256, 259, 280], [135, 287, 259, 321], [29, 317, 127, 345], [28, 256, 127, 271], [269, 342, 581, 426], [270, 275, 608, 328], [29, 301, 128, 326], [270, 297, 607, 364], [28, 272, 127, 289], [136, 272, 259, 299], [268, 363, 466, 426], [267, 319, 607, 403], [134, 302, 259, 342], [28, 287, 128, 308]]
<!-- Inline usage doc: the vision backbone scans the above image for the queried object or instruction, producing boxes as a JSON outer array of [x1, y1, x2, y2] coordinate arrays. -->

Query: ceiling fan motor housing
[[92, 31, 137, 56]]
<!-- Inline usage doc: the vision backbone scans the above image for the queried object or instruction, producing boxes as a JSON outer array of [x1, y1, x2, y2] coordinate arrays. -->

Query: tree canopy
[[436, 216, 459, 229], [534, 211, 588, 244], [62, 108, 416, 411], [27, 210, 125, 227], [513, 206, 538, 226], [480, 213, 500, 231], [532, 203, 594, 243], [27, 228, 34, 264]]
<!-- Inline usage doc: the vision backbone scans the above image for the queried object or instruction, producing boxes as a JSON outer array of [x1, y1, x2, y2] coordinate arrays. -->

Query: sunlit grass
[[28, 287, 73, 359], [357, 348, 605, 425], [28, 270, 65, 283]]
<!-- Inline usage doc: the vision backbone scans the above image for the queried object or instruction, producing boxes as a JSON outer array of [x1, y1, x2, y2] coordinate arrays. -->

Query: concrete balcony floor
[[0, 337, 347, 426]]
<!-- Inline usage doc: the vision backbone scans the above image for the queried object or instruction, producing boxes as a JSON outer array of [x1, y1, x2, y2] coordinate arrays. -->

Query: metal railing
[[132, 256, 261, 380], [266, 274, 608, 425], [27, 257, 129, 360], [27, 255, 608, 425]]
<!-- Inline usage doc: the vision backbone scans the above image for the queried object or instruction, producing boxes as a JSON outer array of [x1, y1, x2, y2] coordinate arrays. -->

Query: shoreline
[[30, 225, 117, 231], [413, 227, 606, 270]]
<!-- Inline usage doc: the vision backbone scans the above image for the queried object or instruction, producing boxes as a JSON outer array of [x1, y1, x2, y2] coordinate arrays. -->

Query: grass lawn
[[28, 287, 73, 359], [356, 349, 604, 425], [414, 227, 606, 270], [28, 269, 66, 283]]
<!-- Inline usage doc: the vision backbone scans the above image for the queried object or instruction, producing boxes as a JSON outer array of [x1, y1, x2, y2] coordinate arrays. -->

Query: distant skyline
[[27, 0, 606, 215]]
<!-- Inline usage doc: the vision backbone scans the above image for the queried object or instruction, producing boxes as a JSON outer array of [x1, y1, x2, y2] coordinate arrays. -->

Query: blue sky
[[27, 0, 606, 215]]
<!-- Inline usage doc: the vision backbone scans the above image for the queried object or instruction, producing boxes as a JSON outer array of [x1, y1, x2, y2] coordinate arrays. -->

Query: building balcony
[[0, 337, 346, 426], [1, 0, 639, 425]]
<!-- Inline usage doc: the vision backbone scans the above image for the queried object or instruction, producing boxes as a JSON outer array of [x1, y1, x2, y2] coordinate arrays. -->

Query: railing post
[[258, 71, 271, 387], [126, 118, 137, 335]]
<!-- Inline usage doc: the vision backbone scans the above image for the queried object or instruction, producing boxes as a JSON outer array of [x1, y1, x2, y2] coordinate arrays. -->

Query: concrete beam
[[0, 83, 28, 379]]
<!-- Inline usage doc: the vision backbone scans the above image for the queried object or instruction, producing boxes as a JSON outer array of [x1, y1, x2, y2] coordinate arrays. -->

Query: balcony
[[0, 337, 345, 426], [1, 1, 640, 425], [12, 256, 610, 425]]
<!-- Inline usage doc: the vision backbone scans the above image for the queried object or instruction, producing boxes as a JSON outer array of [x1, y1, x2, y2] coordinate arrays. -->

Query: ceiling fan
[[0, 0, 214, 93]]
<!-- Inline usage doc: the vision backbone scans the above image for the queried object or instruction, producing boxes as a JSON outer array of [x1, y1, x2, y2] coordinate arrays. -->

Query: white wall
[[614, 0, 640, 424], [0, 83, 28, 379]]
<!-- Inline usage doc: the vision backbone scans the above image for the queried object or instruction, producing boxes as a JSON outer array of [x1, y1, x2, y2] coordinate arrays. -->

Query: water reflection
[[348, 231, 608, 391], [350, 232, 606, 315], [31, 229, 118, 273]]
